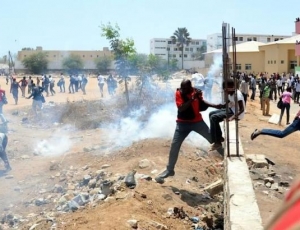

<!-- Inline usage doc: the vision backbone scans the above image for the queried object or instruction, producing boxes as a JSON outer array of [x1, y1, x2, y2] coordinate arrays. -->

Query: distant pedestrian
[[27, 76, 33, 94], [19, 76, 28, 97], [81, 75, 88, 95], [278, 87, 292, 126], [0, 86, 7, 124], [58, 73, 65, 93], [97, 74, 105, 97], [10, 78, 21, 105], [49, 76, 56, 96], [69, 75, 75, 94]]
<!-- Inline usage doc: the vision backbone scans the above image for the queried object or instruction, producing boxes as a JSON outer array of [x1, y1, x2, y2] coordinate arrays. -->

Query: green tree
[[95, 55, 113, 74], [171, 27, 192, 69], [22, 52, 48, 74], [193, 44, 207, 61], [62, 54, 84, 74], [101, 22, 136, 105]]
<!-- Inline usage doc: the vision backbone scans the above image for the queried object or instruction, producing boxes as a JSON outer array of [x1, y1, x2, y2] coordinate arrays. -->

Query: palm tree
[[171, 27, 192, 69]]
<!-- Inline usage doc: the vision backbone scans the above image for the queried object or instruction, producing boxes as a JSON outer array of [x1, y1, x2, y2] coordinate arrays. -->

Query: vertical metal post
[[222, 23, 230, 157], [232, 28, 239, 156]]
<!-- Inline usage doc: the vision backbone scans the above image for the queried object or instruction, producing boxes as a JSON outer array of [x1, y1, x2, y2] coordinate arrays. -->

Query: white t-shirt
[[228, 90, 245, 120], [98, 75, 104, 84]]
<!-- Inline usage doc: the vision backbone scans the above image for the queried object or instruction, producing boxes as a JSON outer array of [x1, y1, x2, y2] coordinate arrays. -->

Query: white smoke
[[101, 103, 218, 153], [33, 127, 72, 157]]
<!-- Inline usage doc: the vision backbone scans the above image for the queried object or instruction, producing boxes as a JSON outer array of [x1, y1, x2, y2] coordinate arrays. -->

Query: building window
[[274, 60, 276, 64], [97, 55, 99, 57], [173, 54, 176, 58], [196, 42, 199, 45], [271, 60, 273, 64], [185, 48, 189, 51], [83, 55, 85, 57], [168, 41, 172, 44], [184, 54, 187, 58], [245, 64, 252, 70], [239, 37, 243, 41], [24, 55, 26, 57], [179, 54, 182, 58], [274, 38, 279, 41], [247, 38, 252, 41], [53, 55, 56, 57], [281, 60, 284, 64], [174, 48, 178, 51], [290, 60, 297, 69], [268, 61, 270, 64], [90, 55, 93, 57], [253, 37, 257, 41], [236, 64, 241, 70], [190, 48, 193, 51], [267, 37, 271, 42]]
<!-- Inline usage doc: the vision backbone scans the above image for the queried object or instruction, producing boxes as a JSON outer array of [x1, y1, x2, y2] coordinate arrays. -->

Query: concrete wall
[[224, 122, 263, 230]]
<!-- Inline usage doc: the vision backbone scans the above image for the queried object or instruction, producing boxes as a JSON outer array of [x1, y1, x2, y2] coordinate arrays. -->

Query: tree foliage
[[171, 27, 192, 69], [62, 54, 84, 74], [95, 55, 113, 74], [22, 52, 48, 74], [101, 22, 136, 104]]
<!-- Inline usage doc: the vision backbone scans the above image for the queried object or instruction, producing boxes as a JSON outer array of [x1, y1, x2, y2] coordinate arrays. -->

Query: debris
[[138, 159, 151, 169], [127, 219, 138, 229], [204, 179, 223, 196], [279, 181, 290, 187], [124, 170, 136, 189]]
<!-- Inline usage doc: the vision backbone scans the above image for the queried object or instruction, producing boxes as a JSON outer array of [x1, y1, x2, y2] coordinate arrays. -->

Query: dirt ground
[[0, 75, 224, 230], [0, 75, 298, 229]]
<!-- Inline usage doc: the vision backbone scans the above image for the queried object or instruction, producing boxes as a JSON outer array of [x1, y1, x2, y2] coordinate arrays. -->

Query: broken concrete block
[[268, 114, 280, 125], [246, 154, 268, 168], [204, 179, 223, 196]]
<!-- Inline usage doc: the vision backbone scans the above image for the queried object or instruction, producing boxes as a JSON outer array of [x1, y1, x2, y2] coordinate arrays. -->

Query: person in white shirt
[[209, 78, 245, 151], [277, 77, 283, 96], [97, 74, 105, 97]]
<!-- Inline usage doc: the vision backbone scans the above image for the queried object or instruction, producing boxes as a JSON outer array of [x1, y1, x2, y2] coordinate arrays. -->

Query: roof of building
[[205, 41, 266, 54], [260, 34, 300, 46]]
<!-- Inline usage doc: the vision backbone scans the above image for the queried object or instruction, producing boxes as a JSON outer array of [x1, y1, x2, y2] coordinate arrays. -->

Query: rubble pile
[[247, 154, 292, 196], [0, 156, 224, 230]]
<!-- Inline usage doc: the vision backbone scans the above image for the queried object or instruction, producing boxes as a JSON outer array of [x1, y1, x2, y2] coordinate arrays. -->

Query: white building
[[150, 38, 206, 69], [206, 33, 291, 52]]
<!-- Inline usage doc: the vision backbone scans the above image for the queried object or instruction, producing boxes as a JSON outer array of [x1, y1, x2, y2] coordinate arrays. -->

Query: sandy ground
[[0, 74, 298, 229]]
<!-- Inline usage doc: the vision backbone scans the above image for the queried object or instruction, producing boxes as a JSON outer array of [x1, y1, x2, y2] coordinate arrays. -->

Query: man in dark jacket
[[155, 79, 221, 182], [26, 83, 44, 116]]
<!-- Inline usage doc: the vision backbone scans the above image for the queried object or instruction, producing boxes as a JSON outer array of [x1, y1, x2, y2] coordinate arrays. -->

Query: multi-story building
[[15, 46, 113, 72], [150, 38, 206, 69], [206, 33, 291, 52]]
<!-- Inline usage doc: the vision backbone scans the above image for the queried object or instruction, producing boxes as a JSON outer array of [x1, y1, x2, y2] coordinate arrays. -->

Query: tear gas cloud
[[34, 127, 72, 157], [101, 55, 224, 152]]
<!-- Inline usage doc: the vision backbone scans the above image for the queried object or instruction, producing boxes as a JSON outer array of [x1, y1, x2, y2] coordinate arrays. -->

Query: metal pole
[[232, 27, 239, 156]]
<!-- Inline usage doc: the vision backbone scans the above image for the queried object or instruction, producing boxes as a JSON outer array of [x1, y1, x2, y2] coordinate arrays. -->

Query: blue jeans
[[261, 118, 300, 138], [167, 121, 212, 171]]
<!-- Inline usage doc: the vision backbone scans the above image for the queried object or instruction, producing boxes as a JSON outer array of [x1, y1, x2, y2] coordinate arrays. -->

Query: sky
[[1, 0, 299, 57]]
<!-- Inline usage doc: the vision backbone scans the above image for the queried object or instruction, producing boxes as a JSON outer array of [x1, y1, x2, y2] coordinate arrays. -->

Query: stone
[[267, 171, 276, 177], [14, 187, 21, 192], [151, 169, 158, 174], [204, 179, 223, 196], [101, 164, 110, 169], [139, 159, 151, 169], [35, 198, 46, 206], [5, 175, 14, 179], [150, 221, 168, 230], [262, 191, 269, 195], [49, 162, 59, 171], [82, 175, 91, 185], [246, 154, 268, 168], [104, 197, 115, 203], [53, 184, 64, 193], [21, 155, 30, 160], [264, 177, 274, 184], [265, 182, 272, 188], [115, 191, 128, 200], [279, 181, 290, 187], [83, 147, 92, 152], [72, 194, 88, 206], [67, 200, 79, 211], [88, 179, 97, 189], [97, 194, 106, 200], [271, 182, 279, 191], [127, 219, 138, 228], [82, 165, 89, 170]]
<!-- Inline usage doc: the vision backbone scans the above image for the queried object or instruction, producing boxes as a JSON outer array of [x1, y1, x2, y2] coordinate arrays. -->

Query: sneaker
[[5, 165, 12, 172], [209, 143, 223, 151], [251, 129, 260, 140]]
